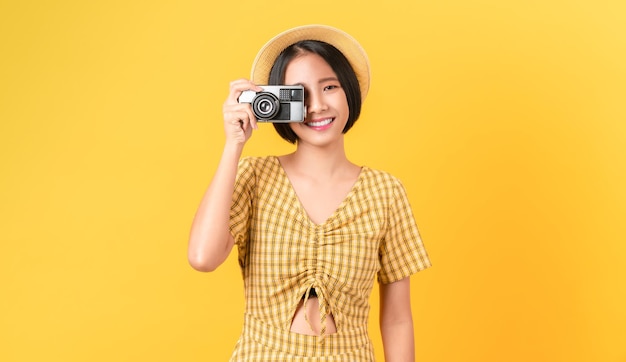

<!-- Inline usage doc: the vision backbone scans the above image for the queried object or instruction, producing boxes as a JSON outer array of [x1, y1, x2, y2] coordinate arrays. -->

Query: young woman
[[189, 25, 431, 361]]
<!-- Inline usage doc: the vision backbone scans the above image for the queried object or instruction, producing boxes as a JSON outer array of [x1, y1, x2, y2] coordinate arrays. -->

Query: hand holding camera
[[222, 79, 264, 146], [222, 80, 306, 148]]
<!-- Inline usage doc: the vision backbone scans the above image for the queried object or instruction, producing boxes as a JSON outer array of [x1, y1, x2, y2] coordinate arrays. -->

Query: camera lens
[[252, 93, 279, 119], [258, 99, 273, 113]]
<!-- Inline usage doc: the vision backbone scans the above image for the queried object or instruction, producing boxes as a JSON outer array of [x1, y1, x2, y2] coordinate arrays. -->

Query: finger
[[223, 109, 247, 130], [224, 102, 259, 131], [226, 79, 264, 104], [223, 102, 251, 116], [245, 105, 259, 130], [225, 79, 250, 104]]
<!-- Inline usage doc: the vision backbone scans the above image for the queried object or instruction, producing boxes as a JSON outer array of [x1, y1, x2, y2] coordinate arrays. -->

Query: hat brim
[[250, 24, 370, 99]]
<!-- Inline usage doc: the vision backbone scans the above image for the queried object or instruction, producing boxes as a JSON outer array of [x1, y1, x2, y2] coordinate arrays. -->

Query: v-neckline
[[273, 156, 366, 227]]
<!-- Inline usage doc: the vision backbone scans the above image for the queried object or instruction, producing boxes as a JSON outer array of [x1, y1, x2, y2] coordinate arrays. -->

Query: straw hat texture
[[250, 24, 371, 99]]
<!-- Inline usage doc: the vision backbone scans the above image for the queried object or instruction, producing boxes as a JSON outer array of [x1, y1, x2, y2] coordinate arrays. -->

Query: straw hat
[[250, 24, 371, 99]]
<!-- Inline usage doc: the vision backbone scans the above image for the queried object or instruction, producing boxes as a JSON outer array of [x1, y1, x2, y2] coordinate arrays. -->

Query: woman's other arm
[[380, 277, 415, 362]]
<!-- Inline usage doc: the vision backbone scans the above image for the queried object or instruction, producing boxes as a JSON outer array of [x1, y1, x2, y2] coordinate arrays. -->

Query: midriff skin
[[290, 297, 337, 336]]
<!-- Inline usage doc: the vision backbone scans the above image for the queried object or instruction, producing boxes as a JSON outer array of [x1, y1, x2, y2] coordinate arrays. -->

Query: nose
[[306, 90, 328, 114]]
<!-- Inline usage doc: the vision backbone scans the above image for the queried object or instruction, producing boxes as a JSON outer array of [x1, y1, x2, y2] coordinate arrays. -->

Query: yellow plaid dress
[[229, 156, 431, 361]]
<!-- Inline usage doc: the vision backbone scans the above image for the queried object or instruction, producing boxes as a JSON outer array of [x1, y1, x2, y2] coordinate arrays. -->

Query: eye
[[323, 84, 341, 92]]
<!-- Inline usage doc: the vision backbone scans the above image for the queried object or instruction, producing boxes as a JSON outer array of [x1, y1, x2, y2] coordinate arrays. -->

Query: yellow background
[[1, 0, 625, 361]]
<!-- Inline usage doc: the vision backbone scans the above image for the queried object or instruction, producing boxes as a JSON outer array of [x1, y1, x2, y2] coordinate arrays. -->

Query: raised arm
[[187, 79, 262, 272]]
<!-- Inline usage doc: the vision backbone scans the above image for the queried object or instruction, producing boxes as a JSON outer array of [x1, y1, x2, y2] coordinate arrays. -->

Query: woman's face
[[283, 52, 350, 147]]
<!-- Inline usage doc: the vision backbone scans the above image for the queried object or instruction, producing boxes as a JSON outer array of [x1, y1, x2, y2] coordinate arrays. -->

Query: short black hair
[[268, 40, 362, 144]]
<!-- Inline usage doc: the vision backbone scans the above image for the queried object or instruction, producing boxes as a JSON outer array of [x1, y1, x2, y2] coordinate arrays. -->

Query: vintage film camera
[[238, 85, 306, 122]]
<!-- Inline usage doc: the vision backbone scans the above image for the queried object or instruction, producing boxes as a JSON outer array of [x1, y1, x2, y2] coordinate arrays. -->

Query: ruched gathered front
[[228, 156, 430, 361]]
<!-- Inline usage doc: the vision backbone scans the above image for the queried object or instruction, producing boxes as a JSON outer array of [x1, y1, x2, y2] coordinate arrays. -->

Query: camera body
[[238, 85, 306, 122]]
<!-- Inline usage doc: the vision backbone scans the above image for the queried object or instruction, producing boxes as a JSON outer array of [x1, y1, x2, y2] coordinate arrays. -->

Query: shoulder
[[357, 166, 409, 206], [238, 156, 282, 182], [361, 166, 406, 192], [239, 155, 278, 171]]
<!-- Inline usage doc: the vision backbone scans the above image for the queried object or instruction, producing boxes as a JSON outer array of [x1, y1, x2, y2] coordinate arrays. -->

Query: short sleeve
[[230, 157, 255, 269], [378, 178, 431, 284]]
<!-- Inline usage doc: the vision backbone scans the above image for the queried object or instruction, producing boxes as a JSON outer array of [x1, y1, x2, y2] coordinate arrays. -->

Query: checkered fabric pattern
[[229, 156, 431, 360]]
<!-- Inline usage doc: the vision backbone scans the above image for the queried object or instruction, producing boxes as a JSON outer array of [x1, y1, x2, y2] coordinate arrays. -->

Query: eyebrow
[[291, 77, 339, 87], [318, 77, 339, 83]]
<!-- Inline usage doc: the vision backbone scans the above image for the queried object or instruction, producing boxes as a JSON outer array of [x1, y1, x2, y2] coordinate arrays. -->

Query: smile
[[306, 118, 334, 127]]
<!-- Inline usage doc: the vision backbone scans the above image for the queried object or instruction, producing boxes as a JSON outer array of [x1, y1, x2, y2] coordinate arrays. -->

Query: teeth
[[307, 118, 333, 127]]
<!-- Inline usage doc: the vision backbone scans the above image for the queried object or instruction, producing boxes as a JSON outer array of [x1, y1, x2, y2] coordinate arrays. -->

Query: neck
[[289, 139, 351, 177]]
